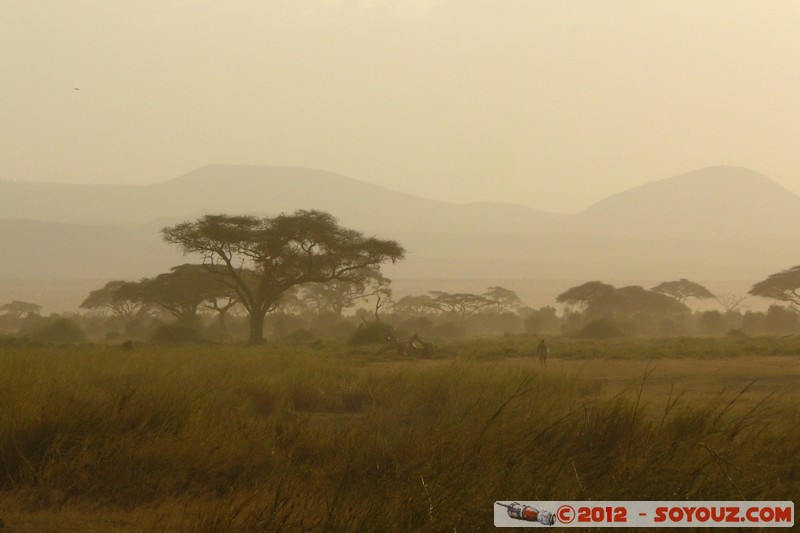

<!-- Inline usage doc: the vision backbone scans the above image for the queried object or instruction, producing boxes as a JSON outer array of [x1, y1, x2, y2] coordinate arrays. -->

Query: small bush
[[348, 321, 393, 346], [576, 319, 624, 339], [309, 312, 355, 339], [0, 335, 23, 347], [265, 312, 307, 338], [284, 328, 319, 345], [726, 328, 748, 338], [151, 323, 204, 344], [28, 318, 86, 344], [341, 388, 373, 412], [698, 310, 726, 335], [288, 381, 329, 412], [248, 387, 281, 417], [395, 316, 435, 337], [433, 321, 466, 339]]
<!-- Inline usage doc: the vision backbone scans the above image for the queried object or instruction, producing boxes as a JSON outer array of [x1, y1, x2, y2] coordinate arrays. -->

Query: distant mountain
[[0, 165, 566, 234], [577, 166, 800, 238], [1, 165, 799, 291]]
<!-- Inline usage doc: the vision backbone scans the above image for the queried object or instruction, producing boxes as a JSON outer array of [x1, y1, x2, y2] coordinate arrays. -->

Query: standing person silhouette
[[536, 339, 549, 368]]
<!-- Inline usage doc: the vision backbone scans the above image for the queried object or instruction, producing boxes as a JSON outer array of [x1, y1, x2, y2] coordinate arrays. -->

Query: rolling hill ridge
[[1, 165, 798, 285]]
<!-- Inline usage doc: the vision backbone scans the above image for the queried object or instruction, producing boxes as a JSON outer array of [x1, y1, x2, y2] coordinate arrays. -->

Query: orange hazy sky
[[2, 1, 799, 212]]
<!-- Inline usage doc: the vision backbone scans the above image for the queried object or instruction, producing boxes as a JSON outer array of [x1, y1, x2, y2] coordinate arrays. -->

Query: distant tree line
[[5, 214, 800, 344]]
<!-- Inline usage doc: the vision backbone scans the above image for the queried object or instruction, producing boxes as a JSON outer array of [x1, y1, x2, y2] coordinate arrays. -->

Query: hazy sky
[[2, 0, 799, 212]]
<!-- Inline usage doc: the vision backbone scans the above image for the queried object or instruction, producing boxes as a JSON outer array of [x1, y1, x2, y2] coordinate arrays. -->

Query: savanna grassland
[[0, 337, 798, 532]]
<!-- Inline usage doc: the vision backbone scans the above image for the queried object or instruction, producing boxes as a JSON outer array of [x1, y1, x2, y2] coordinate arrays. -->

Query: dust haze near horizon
[[2, 1, 800, 212]]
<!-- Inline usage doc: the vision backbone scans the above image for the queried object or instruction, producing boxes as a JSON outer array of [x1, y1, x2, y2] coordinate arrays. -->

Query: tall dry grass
[[0, 341, 797, 531]]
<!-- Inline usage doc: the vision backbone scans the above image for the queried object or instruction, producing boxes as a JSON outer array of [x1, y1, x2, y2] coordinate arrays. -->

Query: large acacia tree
[[162, 210, 404, 344], [749, 265, 800, 311], [557, 281, 687, 319], [651, 279, 715, 303], [483, 286, 523, 312], [428, 291, 497, 318], [117, 264, 236, 325], [301, 268, 392, 317], [80, 280, 154, 321], [556, 281, 618, 314], [0, 300, 41, 317]]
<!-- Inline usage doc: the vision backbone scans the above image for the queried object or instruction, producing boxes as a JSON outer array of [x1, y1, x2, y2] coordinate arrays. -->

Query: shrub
[[726, 328, 747, 338], [264, 312, 307, 338], [524, 306, 559, 334], [348, 321, 393, 346], [395, 316, 435, 337], [576, 319, 624, 339], [309, 312, 355, 339], [765, 305, 799, 336], [433, 321, 466, 339], [284, 328, 319, 345], [151, 323, 204, 344], [698, 310, 726, 336], [28, 318, 86, 344], [0, 335, 23, 347]]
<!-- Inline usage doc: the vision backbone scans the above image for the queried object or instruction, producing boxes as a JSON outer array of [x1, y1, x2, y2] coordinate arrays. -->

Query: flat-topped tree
[[749, 265, 800, 311], [301, 267, 392, 317], [556, 281, 688, 319], [116, 264, 236, 325], [615, 285, 689, 315], [393, 295, 439, 315], [483, 286, 523, 312], [651, 279, 715, 303], [162, 210, 404, 345], [0, 300, 41, 317], [80, 280, 153, 321], [428, 291, 497, 318], [556, 281, 618, 314]]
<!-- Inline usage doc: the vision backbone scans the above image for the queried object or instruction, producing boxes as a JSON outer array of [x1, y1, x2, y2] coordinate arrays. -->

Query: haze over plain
[[2, 2, 800, 311], [2, 165, 799, 311], [2, 1, 800, 212]]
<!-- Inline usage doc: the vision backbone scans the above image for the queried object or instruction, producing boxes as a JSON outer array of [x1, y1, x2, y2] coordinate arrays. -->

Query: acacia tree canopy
[[301, 268, 391, 317], [162, 210, 404, 344], [749, 266, 800, 310], [614, 285, 689, 315], [483, 286, 522, 312], [393, 295, 439, 315], [117, 264, 234, 324], [557, 281, 688, 319], [428, 291, 497, 317], [651, 279, 715, 303], [80, 280, 153, 320], [556, 281, 617, 312], [0, 300, 41, 317]]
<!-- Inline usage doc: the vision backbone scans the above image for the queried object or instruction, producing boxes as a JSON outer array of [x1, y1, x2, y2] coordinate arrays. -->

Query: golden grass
[[0, 340, 797, 531]]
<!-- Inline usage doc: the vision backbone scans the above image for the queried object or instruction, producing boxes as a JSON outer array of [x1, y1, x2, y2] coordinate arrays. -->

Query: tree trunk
[[217, 310, 229, 333], [246, 309, 268, 345], [178, 309, 198, 326]]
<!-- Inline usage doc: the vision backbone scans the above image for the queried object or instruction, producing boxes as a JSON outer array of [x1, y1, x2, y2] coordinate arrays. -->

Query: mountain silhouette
[[578, 166, 800, 238], [1, 165, 798, 284], [0, 165, 565, 234]]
